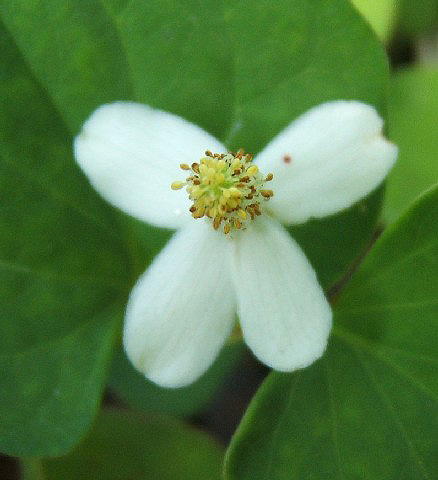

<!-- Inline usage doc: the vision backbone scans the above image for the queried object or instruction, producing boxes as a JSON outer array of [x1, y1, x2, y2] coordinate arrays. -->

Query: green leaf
[[289, 188, 383, 289], [397, 0, 438, 36], [351, 0, 397, 41], [21, 458, 45, 480], [1, 0, 390, 455], [0, 311, 120, 458], [383, 67, 438, 224], [41, 409, 224, 480], [0, 1, 133, 133], [109, 342, 243, 417], [225, 185, 438, 479], [0, 16, 131, 456]]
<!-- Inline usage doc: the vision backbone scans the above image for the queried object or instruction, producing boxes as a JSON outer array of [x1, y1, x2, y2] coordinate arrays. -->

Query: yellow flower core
[[171, 150, 273, 234]]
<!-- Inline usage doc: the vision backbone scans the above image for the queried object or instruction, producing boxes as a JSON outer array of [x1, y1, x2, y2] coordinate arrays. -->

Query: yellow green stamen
[[171, 150, 274, 234]]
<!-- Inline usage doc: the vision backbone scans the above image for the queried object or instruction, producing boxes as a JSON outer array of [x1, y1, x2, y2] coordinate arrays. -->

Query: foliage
[[0, 0, 436, 478]]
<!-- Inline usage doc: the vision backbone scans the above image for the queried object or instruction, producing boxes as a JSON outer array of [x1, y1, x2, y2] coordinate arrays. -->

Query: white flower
[[74, 100, 397, 388]]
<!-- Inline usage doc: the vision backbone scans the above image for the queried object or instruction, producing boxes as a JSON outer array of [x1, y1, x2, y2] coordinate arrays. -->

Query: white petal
[[74, 102, 225, 229], [232, 216, 332, 371], [255, 101, 398, 224], [123, 220, 236, 387]]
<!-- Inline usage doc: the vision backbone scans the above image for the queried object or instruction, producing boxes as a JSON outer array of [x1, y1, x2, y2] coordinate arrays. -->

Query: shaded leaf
[[0, 20, 130, 456], [42, 409, 224, 480], [397, 0, 438, 36], [109, 342, 243, 417]]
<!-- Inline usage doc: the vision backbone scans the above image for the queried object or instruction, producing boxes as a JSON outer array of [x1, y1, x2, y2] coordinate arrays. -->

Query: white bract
[[74, 100, 397, 388]]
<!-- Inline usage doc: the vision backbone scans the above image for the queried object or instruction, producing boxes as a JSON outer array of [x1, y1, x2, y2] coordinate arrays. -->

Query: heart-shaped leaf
[[0, 22, 130, 456]]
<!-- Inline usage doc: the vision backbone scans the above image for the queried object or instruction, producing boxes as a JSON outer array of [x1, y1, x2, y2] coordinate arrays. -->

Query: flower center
[[171, 150, 273, 234]]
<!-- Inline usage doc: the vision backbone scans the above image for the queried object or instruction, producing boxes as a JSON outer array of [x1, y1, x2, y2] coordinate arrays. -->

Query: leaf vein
[[265, 376, 300, 478], [354, 239, 437, 288], [0, 152, 123, 243], [325, 358, 346, 480], [0, 258, 125, 289], [345, 341, 433, 480]]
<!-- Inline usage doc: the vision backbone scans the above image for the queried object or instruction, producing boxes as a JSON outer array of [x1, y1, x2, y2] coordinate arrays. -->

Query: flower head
[[172, 150, 273, 233], [74, 100, 397, 387]]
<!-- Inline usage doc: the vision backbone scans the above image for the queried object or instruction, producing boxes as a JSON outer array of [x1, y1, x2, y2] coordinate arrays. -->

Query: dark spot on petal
[[283, 154, 291, 164]]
